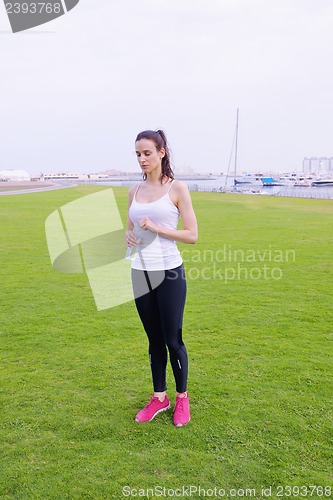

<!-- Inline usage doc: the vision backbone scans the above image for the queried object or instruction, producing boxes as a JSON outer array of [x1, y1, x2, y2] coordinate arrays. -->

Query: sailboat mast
[[234, 108, 239, 179], [223, 108, 240, 192]]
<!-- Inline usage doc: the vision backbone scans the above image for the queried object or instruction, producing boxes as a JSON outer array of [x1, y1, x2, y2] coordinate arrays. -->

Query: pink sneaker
[[135, 395, 170, 423], [173, 393, 191, 427]]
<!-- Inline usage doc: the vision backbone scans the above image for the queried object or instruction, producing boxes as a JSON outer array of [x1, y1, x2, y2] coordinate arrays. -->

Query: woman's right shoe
[[135, 395, 170, 423]]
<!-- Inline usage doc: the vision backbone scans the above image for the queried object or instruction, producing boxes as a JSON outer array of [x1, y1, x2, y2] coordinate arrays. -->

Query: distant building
[[176, 165, 197, 176], [0, 169, 31, 181], [43, 172, 81, 180], [303, 157, 333, 173], [42, 172, 115, 181], [98, 169, 124, 176]]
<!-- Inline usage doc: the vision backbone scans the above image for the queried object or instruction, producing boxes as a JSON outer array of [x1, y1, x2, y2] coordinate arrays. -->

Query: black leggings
[[132, 264, 188, 393]]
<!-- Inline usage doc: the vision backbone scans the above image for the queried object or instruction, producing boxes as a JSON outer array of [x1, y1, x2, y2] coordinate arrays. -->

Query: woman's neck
[[145, 168, 165, 185]]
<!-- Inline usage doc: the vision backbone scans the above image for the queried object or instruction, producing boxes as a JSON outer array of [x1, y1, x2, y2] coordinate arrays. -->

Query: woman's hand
[[126, 229, 138, 247], [139, 217, 159, 233]]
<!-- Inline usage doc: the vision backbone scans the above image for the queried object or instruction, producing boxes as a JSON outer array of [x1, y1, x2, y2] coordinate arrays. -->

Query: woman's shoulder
[[128, 182, 141, 196], [171, 179, 189, 194], [169, 179, 191, 206]]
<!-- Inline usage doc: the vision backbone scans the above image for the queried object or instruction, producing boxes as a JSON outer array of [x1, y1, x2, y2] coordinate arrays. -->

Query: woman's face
[[135, 139, 165, 175]]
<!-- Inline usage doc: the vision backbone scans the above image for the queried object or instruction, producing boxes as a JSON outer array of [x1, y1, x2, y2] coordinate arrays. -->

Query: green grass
[[1, 186, 332, 499]]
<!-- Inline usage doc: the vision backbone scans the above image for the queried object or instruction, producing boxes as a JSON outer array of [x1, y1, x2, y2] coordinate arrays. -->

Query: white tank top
[[128, 180, 183, 271]]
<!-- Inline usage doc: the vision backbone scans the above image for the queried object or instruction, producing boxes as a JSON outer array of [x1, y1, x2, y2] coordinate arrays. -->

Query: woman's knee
[[166, 333, 185, 354]]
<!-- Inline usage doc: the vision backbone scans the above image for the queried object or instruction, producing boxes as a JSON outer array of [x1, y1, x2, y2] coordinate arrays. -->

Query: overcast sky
[[1, 0, 332, 176]]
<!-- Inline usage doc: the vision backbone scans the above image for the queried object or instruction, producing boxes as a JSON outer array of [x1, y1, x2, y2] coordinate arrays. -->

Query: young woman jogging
[[126, 129, 198, 427]]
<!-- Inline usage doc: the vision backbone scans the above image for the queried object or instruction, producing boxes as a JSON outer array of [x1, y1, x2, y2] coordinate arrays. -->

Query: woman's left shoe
[[173, 392, 190, 427]]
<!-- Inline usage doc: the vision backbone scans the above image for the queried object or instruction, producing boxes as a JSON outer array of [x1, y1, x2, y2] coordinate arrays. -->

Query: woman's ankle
[[176, 391, 188, 398], [154, 391, 167, 402]]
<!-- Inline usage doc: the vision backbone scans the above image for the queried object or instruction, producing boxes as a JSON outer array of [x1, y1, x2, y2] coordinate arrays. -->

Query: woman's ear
[[160, 147, 166, 159]]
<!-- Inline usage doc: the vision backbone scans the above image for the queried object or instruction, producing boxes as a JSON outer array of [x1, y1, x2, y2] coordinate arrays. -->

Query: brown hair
[[135, 129, 174, 183]]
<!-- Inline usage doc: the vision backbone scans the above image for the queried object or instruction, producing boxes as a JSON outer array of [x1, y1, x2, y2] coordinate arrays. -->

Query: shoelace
[[174, 396, 191, 412], [145, 397, 157, 406], [143, 397, 162, 412], [175, 397, 186, 413]]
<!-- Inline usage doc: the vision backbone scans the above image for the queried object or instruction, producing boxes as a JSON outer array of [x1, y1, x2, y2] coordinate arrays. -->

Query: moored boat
[[311, 179, 333, 187]]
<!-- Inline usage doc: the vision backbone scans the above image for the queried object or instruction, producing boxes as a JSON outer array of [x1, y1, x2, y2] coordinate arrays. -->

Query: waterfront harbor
[[97, 175, 333, 200], [1, 174, 333, 200]]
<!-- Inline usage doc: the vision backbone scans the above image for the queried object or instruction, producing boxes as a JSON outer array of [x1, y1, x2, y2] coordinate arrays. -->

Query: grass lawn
[[1, 185, 332, 499]]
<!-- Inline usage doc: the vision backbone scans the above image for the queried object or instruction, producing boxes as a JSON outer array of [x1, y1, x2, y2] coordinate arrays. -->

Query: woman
[[126, 129, 198, 427]]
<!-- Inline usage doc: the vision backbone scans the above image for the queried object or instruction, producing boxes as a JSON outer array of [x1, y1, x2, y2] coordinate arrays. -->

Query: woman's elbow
[[189, 230, 198, 244]]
